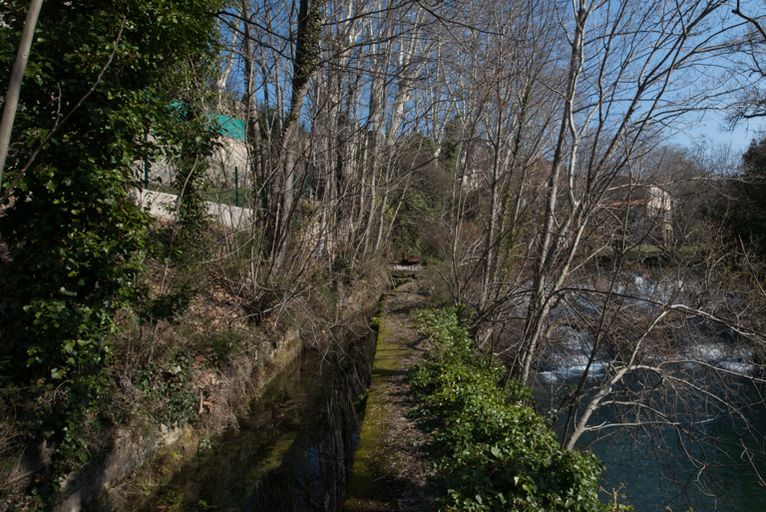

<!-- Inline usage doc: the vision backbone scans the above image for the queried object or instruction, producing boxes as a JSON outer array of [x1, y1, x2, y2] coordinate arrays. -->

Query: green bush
[[133, 351, 198, 427], [410, 309, 629, 512], [0, 0, 223, 490]]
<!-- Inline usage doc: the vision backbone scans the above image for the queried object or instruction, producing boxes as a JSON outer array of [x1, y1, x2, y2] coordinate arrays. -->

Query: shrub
[[410, 309, 630, 512], [0, 0, 223, 491]]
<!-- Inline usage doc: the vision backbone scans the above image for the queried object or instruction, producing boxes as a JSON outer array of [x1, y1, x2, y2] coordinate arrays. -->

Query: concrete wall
[[134, 189, 253, 230], [145, 136, 249, 190], [53, 274, 389, 512]]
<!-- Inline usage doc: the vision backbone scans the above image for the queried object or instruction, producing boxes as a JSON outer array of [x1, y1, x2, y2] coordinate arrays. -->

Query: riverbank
[[407, 307, 619, 511]]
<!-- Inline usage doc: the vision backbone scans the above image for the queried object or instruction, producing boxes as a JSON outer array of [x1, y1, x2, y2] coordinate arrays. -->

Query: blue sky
[[672, 110, 765, 153]]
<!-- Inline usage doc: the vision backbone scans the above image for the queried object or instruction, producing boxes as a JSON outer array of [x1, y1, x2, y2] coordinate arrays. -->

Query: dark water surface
[[145, 324, 376, 512], [536, 377, 766, 512]]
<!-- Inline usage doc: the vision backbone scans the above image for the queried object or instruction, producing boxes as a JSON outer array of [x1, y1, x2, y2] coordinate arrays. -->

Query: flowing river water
[[535, 375, 766, 512], [591, 404, 766, 512], [524, 271, 765, 510]]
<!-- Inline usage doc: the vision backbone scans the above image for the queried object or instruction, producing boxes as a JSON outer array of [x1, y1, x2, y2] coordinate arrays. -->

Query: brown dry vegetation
[[0, 220, 389, 511]]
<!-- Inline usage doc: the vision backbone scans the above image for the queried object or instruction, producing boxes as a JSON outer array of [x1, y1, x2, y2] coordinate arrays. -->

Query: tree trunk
[[274, 0, 324, 267], [519, 0, 588, 385], [0, 0, 44, 187]]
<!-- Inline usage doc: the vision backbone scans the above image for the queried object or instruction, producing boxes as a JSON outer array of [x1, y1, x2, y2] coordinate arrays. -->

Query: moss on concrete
[[344, 314, 412, 511]]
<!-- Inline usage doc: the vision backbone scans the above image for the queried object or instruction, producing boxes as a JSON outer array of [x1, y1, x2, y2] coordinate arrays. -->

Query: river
[[535, 370, 766, 511], [526, 270, 766, 510]]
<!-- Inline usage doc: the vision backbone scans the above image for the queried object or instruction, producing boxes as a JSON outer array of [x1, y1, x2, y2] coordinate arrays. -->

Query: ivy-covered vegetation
[[410, 308, 629, 512], [0, 0, 223, 490]]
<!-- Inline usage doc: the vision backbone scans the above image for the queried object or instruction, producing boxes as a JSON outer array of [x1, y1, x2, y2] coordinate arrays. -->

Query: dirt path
[[343, 279, 434, 512]]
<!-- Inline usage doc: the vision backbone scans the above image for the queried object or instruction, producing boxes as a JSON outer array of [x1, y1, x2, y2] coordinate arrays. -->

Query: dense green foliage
[[410, 309, 627, 512], [719, 137, 766, 258], [389, 134, 451, 259], [0, 0, 222, 479]]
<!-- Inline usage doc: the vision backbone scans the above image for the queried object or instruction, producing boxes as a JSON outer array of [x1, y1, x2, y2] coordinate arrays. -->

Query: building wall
[[146, 136, 249, 189]]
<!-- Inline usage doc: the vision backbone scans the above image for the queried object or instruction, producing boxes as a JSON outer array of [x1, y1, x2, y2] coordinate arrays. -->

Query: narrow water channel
[[145, 321, 376, 511]]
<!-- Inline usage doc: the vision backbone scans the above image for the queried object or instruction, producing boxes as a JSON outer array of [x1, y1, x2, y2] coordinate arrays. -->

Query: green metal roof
[[167, 101, 246, 142], [214, 114, 246, 141]]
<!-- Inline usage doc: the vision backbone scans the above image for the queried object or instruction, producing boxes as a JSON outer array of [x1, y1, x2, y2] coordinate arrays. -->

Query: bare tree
[[512, 0, 738, 384]]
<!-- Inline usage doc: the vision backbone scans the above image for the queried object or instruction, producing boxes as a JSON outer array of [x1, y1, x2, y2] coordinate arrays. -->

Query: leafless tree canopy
[[205, 0, 766, 504]]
